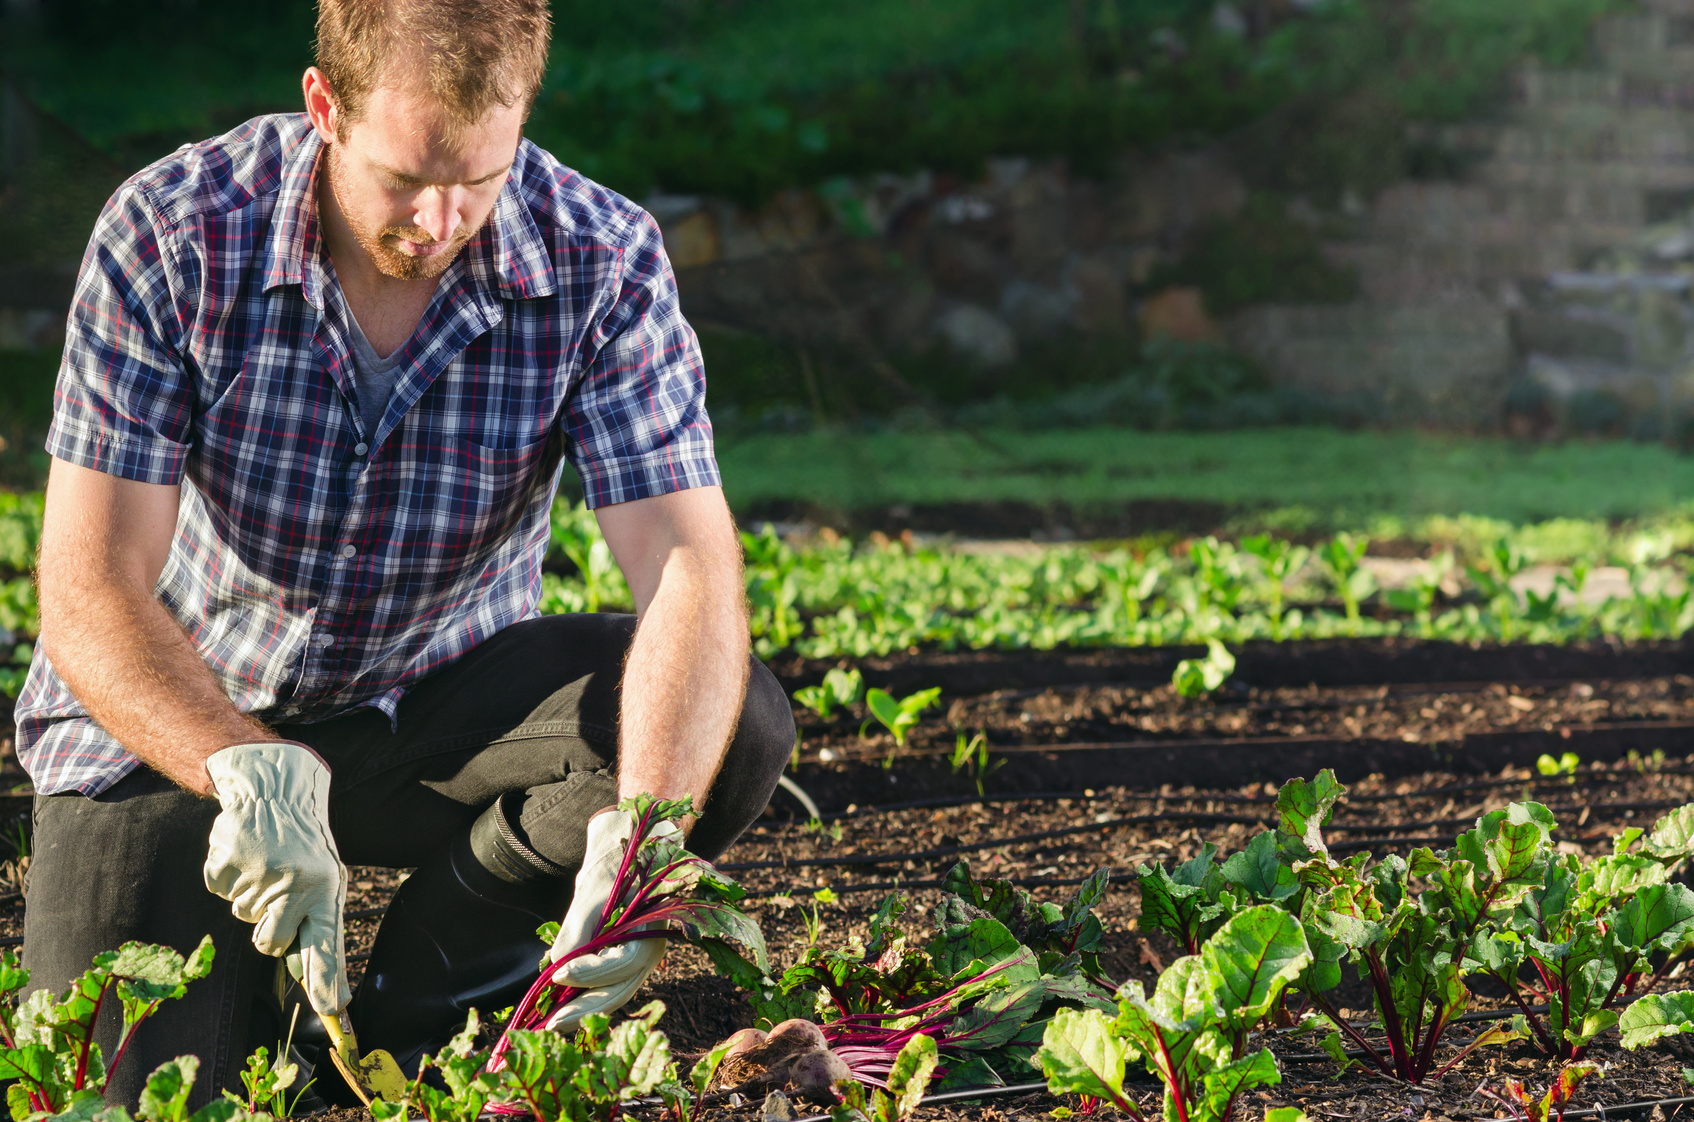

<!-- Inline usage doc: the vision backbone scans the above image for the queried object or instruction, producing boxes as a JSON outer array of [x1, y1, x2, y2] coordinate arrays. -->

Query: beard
[[324, 142, 481, 281]]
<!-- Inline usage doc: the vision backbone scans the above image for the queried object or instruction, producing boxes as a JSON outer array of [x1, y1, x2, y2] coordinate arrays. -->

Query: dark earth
[[6, 636, 1694, 1119]]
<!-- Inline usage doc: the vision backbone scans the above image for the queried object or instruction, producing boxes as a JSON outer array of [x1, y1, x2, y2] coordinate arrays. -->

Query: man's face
[[322, 81, 525, 281]]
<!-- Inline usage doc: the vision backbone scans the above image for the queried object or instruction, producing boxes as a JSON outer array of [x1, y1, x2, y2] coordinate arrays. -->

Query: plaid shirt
[[16, 113, 719, 796]]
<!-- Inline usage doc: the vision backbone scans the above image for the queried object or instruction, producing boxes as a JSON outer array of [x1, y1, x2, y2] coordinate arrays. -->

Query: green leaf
[[1036, 1007, 1134, 1110], [1265, 1111, 1313, 1122], [1467, 930, 1525, 977], [1276, 771, 1344, 858], [930, 897, 1024, 979], [1647, 804, 1694, 862], [136, 1057, 197, 1122], [1309, 877, 1387, 951], [669, 898, 770, 974], [1468, 1014, 1532, 1051], [1219, 832, 1298, 902], [1136, 846, 1229, 953], [690, 1038, 735, 1099], [866, 892, 909, 958], [1610, 883, 1694, 955], [1619, 991, 1694, 1049], [596, 1001, 674, 1101], [1563, 1009, 1618, 1048], [886, 1034, 938, 1119], [1318, 1032, 1356, 1077], [1172, 640, 1235, 698], [1200, 906, 1312, 1036], [825, 668, 865, 709], [1197, 1046, 1281, 1122], [946, 980, 1048, 1052], [0, 952, 28, 1000], [794, 685, 831, 718]]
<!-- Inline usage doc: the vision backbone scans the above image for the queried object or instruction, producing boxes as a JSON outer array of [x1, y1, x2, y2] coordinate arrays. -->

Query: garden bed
[[8, 637, 1694, 1119]]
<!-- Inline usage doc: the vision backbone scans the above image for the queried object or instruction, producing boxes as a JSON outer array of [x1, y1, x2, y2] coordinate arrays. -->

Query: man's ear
[[302, 66, 341, 144]]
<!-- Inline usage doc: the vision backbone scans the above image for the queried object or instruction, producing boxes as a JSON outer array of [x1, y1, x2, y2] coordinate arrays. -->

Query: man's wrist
[[199, 738, 322, 798]]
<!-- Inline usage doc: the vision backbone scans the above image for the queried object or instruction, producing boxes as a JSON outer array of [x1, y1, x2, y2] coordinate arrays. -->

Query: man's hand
[[203, 742, 350, 1018], [594, 485, 749, 810], [37, 459, 279, 794], [541, 808, 679, 1034]]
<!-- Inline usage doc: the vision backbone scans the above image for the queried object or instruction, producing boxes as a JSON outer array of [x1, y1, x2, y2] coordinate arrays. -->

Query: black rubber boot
[[326, 794, 574, 1097]]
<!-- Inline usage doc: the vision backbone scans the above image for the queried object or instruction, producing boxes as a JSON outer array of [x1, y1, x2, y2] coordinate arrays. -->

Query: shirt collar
[[260, 123, 558, 304], [259, 120, 323, 300]]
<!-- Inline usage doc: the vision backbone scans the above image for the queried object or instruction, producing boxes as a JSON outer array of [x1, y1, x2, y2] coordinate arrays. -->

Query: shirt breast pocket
[[433, 429, 562, 558]]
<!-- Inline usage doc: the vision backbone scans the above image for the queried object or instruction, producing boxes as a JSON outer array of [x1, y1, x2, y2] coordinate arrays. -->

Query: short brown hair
[[315, 0, 551, 125]]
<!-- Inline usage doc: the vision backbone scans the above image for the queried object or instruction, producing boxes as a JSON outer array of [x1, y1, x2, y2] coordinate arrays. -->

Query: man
[[15, 0, 793, 1106]]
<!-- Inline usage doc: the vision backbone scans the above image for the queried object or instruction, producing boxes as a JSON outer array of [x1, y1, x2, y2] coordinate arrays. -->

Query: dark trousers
[[21, 613, 794, 1106]]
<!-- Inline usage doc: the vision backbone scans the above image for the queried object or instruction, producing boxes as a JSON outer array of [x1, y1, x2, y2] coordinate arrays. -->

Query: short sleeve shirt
[[16, 113, 720, 796]]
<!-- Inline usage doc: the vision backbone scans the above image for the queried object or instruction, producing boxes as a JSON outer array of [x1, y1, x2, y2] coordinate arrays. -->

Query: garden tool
[[276, 947, 407, 1107]]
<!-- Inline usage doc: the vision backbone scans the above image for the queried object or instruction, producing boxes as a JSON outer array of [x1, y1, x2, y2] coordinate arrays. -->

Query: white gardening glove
[[542, 808, 681, 1034], [203, 742, 350, 1020]]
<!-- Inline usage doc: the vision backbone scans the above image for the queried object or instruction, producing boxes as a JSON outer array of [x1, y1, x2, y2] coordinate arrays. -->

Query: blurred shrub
[[1149, 195, 1358, 316], [2, 0, 1625, 207]]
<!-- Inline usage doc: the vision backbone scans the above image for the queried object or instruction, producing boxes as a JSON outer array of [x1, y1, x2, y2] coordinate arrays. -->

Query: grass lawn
[[715, 426, 1694, 526]]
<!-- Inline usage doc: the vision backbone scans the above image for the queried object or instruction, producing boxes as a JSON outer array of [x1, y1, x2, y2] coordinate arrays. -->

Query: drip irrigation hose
[[767, 1083, 1694, 1122], [786, 1080, 1051, 1122]]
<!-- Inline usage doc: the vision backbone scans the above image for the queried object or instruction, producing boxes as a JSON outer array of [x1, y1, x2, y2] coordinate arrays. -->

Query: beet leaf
[[0, 938, 214, 1119], [486, 794, 766, 1077]]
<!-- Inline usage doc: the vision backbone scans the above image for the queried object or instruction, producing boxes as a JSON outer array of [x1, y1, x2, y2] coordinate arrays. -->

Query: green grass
[[717, 427, 1694, 526]]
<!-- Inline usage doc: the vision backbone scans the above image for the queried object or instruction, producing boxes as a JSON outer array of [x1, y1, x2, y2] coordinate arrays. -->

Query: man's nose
[[413, 187, 463, 244]]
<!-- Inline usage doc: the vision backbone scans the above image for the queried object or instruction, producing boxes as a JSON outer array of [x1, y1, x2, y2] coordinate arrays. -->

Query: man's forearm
[[615, 547, 750, 812], [40, 570, 276, 796]]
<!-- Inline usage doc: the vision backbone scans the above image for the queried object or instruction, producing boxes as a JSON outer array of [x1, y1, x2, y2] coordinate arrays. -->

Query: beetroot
[[767, 1018, 827, 1051], [721, 1027, 768, 1061], [787, 1047, 851, 1103], [717, 1021, 826, 1090]]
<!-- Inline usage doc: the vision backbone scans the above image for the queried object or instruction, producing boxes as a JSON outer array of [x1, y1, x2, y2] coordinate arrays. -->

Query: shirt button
[[314, 634, 334, 648], [354, 442, 369, 456], [340, 544, 357, 559]]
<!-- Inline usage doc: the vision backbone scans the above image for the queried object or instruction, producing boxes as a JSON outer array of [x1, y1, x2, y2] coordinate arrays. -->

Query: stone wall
[[653, 0, 1694, 428], [662, 151, 1247, 372]]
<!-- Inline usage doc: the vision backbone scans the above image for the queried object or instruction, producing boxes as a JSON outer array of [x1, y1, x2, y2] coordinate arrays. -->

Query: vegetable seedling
[[548, 500, 628, 613], [1317, 533, 1376, 634], [1468, 538, 1530, 642], [861, 687, 941, 749], [1241, 534, 1308, 641], [1171, 639, 1234, 699], [0, 937, 215, 1117], [1038, 905, 1310, 1122], [1536, 751, 1579, 778], [718, 862, 1116, 1094], [1478, 1061, 1601, 1122], [486, 794, 767, 1083], [949, 731, 1002, 796], [239, 1006, 309, 1118], [796, 668, 866, 720]]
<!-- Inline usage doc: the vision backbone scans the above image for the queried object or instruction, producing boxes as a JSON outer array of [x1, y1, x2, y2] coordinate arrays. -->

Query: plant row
[[19, 780, 1694, 1121], [6, 494, 1694, 699], [558, 504, 1694, 659]]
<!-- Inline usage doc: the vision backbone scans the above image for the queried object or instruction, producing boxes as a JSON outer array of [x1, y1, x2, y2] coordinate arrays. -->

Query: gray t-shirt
[[346, 315, 407, 438]]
